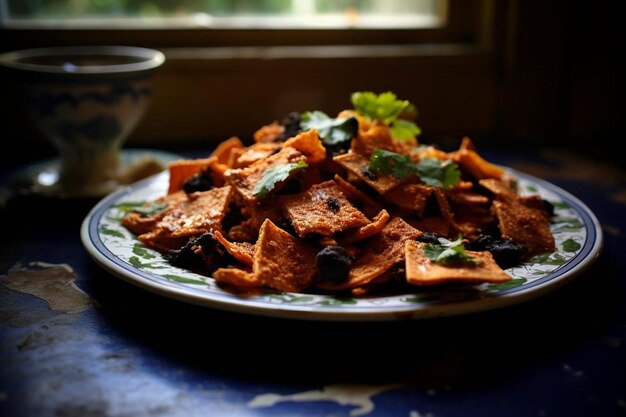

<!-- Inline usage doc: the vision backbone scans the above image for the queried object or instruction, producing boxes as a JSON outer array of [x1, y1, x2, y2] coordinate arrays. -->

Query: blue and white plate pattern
[[81, 168, 603, 321]]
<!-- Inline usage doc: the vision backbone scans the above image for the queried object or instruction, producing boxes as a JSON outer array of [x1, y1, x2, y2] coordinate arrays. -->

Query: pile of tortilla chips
[[122, 95, 555, 296]]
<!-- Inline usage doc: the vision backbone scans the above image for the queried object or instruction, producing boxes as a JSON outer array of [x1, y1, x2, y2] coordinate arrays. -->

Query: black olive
[[416, 232, 444, 245], [543, 199, 555, 217], [468, 234, 528, 269], [183, 170, 214, 193], [315, 246, 351, 282], [165, 232, 226, 272], [279, 112, 302, 141]]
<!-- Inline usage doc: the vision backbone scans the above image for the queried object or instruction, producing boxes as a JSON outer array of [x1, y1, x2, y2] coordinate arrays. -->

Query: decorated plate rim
[[80, 167, 603, 321]]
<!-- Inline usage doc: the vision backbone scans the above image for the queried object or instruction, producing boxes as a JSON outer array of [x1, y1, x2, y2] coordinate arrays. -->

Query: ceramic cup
[[0, 45, 165, 197]]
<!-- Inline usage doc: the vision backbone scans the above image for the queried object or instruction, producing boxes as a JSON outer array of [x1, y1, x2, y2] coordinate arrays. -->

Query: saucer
[[5, 148, 183, 199]]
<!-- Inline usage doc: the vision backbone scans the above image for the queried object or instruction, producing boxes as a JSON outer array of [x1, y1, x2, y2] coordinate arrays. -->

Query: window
[[2, 1, 446, 30]]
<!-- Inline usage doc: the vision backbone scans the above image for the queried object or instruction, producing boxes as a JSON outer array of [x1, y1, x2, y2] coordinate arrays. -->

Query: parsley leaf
[[369, 149, 417, 180], [390, 119, 422, 141], [351, 91, 421, 141], [351, 91, 409, 124], [415, 158, 461, 189], [253, 160, 308, 199], [368, 149, 461, 189], [423, 235, 482, 266], [300, 111, 358, 146]]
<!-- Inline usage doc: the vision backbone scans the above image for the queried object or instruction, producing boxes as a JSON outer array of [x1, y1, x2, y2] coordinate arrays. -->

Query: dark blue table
[[1, 147, 625, 417]]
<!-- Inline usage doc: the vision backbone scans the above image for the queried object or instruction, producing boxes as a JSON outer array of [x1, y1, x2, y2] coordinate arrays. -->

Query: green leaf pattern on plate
[[97, 173, 588, 308]]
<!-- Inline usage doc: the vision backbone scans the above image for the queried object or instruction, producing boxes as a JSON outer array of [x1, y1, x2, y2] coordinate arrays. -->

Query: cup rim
[[0, 45, 165, 75]]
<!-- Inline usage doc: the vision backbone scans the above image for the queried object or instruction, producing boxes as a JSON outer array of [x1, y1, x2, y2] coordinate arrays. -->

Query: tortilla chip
[[280, 180, 370, 237], [332, 174, 382, 218], [405, 240, 511, 285], [451, 140, 504, 180], [210, 136, 244, 165], [213, 231, 255, 266], [254, 121, 284, 143], [445, 189, 490, 206], [167, 157, 216, 194], [383, 183, 433, 215], [253, 219, 318, 292], [407, 215, 451, 238], [317, 217, 421, 291], [479, 178, 519, 200], [233, 143, 282, 170], [492, 200, 555, 255], [337, 209, 390, 245], [213, 268, 262, 289], [226, 202, 283, 243], [284, 129, 327, 164], [434, 188, 479, 238], [138, 186, 233, 246], [121, 191, 188, 236], [224, 146, 306, 202], [333, 152, 402, 194], [351, 124, 404, 156], [480, 179, 555, 255]]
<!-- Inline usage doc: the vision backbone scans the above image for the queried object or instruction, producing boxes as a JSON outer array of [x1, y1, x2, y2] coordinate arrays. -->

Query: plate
[[81, 168, 603, 321]]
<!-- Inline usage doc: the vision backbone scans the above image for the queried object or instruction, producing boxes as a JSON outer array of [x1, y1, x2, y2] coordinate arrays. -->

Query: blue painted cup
[[0, 45, 165, 197]]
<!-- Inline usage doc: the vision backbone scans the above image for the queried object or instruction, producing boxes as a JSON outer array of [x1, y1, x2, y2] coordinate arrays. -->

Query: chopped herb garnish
[[369, 149, 417, 180], [415, 158, 461, 189], [351, 91, 409, 124], [351, 91, 421, 141], [423, 235, 482, 266], [368, 149, 461, 189], [253, 160, 308, 199], [390, 119, 422, 141], [300, 111, 358, 146]]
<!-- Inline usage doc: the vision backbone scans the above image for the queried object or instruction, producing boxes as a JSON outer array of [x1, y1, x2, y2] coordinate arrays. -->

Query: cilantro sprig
[[423, 235, 482, 266], [351, 91, 421, 141], [368, 149, 461, 189], [253, 160, 308, 199], [414, 157, 461, 189], [300, 111, 358, 146]]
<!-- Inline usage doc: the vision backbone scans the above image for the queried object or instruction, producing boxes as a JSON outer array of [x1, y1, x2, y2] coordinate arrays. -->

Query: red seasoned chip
[[333, 152, 402, 194], [480, 179, 555, 255], [318, 217, 421, 291], [121, 190, 187, 236], [213, 231, 255, 267], [383, 183, 433, 215], [336, 209, 390, 245], [492, 200, 555, 255], [167, 157, 216, 194], [280, 180, 370, 237], [213, 268, 262, 289], [405, 240, 511, 285], [284, 129, 327, 164], [253, 219, 318, 292], [351, 124, 406, 156], [224, 147, 305, 202], [138, 186, 233, 247]]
